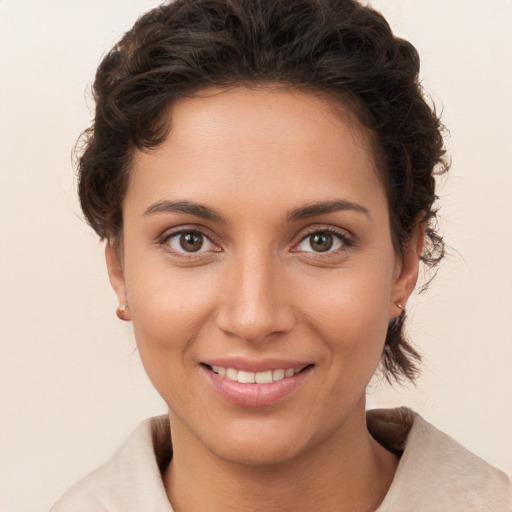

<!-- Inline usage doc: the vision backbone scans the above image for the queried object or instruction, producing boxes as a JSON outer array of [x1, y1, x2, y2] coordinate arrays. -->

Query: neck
[[164, 399, 398, 512]]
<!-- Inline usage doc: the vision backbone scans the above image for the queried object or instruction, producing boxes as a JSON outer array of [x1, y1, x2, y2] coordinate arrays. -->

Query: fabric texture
[[51, 408, 511, 512]]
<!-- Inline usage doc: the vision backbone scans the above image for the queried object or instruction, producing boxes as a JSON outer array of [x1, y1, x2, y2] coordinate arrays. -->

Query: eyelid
[[157, 224, 352, 258], [291, 226, 353, 254], [159, 226, 222, 257]]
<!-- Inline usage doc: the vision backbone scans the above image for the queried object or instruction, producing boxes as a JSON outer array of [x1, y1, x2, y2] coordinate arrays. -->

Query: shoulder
[[368, 407, 512, 512], [50, 416, 173, 512]]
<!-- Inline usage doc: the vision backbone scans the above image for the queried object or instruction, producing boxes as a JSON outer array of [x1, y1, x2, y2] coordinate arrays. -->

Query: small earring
[[116, 303, 129, 320], [395, 301, 405, 311]]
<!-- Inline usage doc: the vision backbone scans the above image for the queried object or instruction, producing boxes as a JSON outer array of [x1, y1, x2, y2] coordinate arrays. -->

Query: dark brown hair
[[77, 0, 448, 383]]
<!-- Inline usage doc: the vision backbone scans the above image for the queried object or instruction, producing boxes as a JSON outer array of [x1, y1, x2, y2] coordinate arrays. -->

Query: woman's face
[[107, 87, 419, 465]]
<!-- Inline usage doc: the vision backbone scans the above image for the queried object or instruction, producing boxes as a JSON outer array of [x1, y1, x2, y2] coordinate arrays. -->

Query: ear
[[105, 241, 131, 321], [390, 219, 425, 318]]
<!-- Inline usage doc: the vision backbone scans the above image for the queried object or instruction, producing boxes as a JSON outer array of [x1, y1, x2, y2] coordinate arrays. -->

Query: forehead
[[127, 86, 386, 218]]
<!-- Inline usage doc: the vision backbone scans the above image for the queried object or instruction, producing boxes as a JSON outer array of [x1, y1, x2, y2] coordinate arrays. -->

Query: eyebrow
[[286, 200, 370, 222], [144, 200, 227, 223], [144, 198, 370, 223]]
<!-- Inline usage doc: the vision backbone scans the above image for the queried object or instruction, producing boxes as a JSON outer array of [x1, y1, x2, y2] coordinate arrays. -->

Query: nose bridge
[[216, 245, 293, 342]]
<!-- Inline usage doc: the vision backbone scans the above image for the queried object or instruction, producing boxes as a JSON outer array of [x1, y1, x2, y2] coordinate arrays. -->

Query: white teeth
[[226, 368, 238, 381], [237, 370, 255, 384], [273, 369, 285, 381], [210, 365, 304, 383], [211, 365, 226, 376], [255, 370, 273, 384]]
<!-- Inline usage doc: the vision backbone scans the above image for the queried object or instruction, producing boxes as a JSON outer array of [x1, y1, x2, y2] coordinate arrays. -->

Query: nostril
[[214, 301, 296, 343]]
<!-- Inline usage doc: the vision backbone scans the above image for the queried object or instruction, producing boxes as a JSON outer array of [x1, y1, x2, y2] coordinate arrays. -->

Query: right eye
[[165, 230, 218, 254]]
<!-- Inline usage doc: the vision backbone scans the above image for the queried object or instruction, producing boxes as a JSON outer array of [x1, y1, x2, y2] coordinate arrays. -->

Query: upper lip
[[201, 357, 312, 373]]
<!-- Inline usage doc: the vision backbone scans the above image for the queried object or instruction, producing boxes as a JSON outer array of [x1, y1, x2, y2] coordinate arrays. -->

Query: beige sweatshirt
[[51, 408, 511, 511]]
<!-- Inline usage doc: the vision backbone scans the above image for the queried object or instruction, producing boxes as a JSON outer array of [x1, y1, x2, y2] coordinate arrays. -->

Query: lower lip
[[203, 366, 312, 408]]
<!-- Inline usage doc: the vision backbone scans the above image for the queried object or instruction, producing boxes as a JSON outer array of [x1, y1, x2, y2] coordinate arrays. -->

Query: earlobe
[[390, 219, 426, 317], [105, 242, 131, 321], [116, 303, 131, 321]]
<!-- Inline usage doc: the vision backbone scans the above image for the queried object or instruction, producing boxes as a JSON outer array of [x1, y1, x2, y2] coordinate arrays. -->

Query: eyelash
[[293, 227, 352, 256], [159, 226, 352, 259], [160, 228, 220, 259]]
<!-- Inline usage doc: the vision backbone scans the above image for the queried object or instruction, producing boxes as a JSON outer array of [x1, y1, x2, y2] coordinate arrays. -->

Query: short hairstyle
[[77, 0, 448, 383]]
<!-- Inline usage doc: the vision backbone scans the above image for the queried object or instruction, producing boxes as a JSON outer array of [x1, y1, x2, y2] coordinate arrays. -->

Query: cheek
[[297, 263, 394, 369], [123, 257, 220, 376]]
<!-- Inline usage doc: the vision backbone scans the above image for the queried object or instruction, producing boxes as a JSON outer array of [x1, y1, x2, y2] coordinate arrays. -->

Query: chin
[[194, 414, 327, 467], [211, 434, 307, 467]]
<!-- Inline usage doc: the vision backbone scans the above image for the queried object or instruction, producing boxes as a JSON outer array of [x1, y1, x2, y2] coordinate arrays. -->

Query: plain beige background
[[1, 1, 511, 510]]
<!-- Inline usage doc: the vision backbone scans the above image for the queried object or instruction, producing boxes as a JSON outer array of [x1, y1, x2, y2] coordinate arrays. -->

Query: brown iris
[[179, 232, 204, 252], [309, 232, 333, 252]]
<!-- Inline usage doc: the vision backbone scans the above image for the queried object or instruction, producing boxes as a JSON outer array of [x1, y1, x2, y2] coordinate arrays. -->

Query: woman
[[51, 0, 511, 510]]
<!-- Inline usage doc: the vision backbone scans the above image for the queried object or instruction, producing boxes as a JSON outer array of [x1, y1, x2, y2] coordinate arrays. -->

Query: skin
[[106, 87, 423, 512]]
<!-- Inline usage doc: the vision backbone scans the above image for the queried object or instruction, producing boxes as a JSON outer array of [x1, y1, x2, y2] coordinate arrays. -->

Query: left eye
[[166, 231, 217, 253], [295, 231, 345, 253]]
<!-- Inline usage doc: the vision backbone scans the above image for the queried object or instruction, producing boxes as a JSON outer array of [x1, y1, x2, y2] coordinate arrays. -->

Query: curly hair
[[77, 0, 448, 383]]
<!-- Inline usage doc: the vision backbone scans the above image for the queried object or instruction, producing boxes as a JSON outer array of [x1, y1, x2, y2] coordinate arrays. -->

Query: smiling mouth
[[202, 363, 314, 407], [203, 364, 312, 384]]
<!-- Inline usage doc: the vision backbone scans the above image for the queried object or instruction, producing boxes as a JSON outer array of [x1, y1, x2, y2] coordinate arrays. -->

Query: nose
[[215, 250, 295, 344]]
